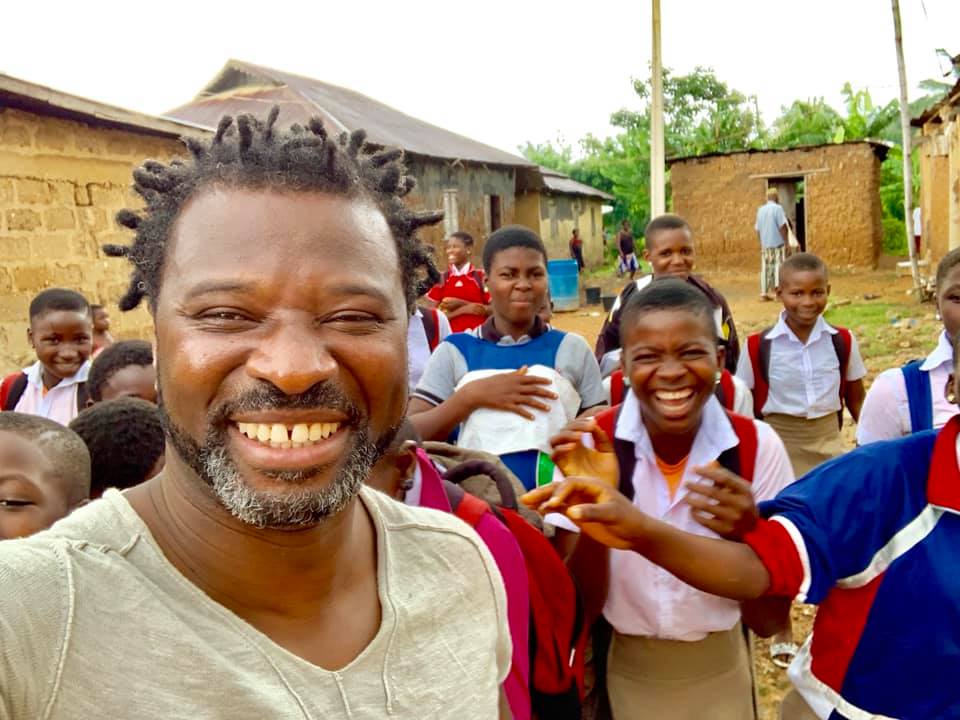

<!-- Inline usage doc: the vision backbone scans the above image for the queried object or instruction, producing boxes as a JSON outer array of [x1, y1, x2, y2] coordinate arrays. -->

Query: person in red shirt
[[426, 231, 491, 332]]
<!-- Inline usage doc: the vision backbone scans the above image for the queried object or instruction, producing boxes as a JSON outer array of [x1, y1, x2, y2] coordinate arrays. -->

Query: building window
[[443, 189, 459, 236], [489, 195, 502, 233]]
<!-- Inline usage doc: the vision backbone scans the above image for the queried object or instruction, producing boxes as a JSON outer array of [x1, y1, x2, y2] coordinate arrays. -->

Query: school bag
[[418, 307, 444, 352], [901, 359, 934, 433], [0, 372, 89, 412], [440, 268, 486, 295], [745, 325, 852, 426], [608, 368, 738, 412], [440, 450, 588, 720]]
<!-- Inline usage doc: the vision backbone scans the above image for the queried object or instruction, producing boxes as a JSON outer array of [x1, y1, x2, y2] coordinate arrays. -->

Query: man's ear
[[395, 444, 418, 481]]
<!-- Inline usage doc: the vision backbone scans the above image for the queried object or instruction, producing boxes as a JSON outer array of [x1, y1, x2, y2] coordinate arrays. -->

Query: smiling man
[[0, 110, 511, 719]]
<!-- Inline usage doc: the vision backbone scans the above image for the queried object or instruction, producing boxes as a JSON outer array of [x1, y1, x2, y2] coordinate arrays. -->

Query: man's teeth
[[237, 422, 341, 449], [656, 389, 694, 401]]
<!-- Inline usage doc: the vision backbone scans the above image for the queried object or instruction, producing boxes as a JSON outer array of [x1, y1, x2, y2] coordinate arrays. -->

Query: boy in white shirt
[[737, 253, 866, 477], [0, 289, 93, 425]]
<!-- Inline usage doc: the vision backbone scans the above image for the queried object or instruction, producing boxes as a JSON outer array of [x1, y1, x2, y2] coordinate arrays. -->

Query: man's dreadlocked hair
[[105, 107, 442, 312]]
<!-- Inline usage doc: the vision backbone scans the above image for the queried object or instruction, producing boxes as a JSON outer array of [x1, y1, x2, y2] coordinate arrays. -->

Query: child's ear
[[947, 375, 957, 405], [826, 283, 832, 296], [26, 327, 34, 349], [716, 345, 727, 371], [85, 398, 95, 408], [775, 285, 783, 301]]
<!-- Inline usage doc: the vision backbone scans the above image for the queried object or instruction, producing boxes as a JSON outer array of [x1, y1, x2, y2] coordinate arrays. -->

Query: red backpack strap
[[715, 369, 736, 411], [453, 490, 490, 528], [718, 411, 758, 482], [1, 372, 28, 411], [420, 307, 441, 351], [609, 369, 625, 406], [747, 327, 774, 418]]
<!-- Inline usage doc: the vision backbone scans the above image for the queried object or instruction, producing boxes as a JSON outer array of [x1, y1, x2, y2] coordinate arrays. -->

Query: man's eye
[[0, 499, 32, 508]]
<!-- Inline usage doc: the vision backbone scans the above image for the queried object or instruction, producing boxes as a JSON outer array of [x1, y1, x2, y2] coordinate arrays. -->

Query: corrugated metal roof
[[0, 73, 206, 139], [165, 60, 533, 167], [666, 139, 893, 165], [538, 166, 615, 201]]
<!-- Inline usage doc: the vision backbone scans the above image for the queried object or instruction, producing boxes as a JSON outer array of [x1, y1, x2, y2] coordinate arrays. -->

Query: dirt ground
[[550, 265, 938, 719]]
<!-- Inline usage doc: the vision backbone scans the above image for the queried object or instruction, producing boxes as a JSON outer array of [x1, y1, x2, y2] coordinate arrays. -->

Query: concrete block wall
[[670, 143, 883, 273], [0, 108, 182, 372]]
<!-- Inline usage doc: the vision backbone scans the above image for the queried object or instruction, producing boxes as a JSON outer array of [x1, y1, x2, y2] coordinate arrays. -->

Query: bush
[[882, 216, 908, 255]]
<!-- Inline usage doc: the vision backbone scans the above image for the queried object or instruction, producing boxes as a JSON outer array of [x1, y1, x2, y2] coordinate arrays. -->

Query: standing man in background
[[617, 220, 638, 280], [755, 188, 788, 301]]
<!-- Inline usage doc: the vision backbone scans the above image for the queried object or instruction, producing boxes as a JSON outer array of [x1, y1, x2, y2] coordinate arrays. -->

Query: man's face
[[153, 188, 409, 529], [645, 228, 695, 280], [0, 431, 71, 540]]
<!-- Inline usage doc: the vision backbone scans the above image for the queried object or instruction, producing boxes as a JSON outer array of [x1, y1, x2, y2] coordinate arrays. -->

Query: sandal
[[770, 642, 799, 669]]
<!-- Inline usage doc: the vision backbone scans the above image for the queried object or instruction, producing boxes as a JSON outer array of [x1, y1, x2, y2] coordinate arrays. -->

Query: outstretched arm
[[523, 478, 772, 601]]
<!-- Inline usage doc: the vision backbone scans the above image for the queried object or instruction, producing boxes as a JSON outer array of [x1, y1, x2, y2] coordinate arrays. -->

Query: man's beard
[[159, 381, 398, 529]]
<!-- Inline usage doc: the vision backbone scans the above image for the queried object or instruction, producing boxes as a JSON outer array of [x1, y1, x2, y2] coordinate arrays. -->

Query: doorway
[[767, 177, 806, 252]]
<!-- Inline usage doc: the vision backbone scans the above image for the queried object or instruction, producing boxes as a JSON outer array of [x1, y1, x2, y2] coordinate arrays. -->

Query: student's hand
[[439, 297, 467, 313], [550, 418, 618, 488], [685, 464, 759, 540], [521, 477, 646, 550], [459, 367, 557, 419]]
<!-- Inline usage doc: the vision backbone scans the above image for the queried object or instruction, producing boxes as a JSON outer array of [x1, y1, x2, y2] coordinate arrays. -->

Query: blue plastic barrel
[[547, 259, 580, 311]]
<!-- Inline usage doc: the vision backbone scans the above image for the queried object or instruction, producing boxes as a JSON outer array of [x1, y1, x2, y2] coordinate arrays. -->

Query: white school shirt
[[735, 313, 866, 419], [603, 393, 794, 640], [13, 360, 91, 426], [407, 308, 452, 393], [856, 331, 956, 445]]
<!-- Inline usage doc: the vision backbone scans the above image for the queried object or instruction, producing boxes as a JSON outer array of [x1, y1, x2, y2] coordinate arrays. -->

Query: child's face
[[28, 310, 93, 382], [937, 264, 960, 340], [487, 247, 548, 330], [0, 431, 71, 540], [445, 237, 470, 268], [92, 308, 111, 334], [623, 308, 721, 439], [644, 228, 695, 280], [777, 269, 829, 329], [99, 364, 159, 404]]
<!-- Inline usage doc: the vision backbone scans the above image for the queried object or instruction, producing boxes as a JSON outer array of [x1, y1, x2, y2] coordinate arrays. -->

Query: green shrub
[[882, 216, 908, 255]]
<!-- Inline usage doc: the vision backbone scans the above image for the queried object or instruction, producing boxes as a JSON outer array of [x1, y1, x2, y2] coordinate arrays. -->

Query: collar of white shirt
[[449, 262, 474, 277], [921, 330, 953, 372], [766, 310, 835, 346], [615, 389, 738, 467], [24, 359, 90, 389]]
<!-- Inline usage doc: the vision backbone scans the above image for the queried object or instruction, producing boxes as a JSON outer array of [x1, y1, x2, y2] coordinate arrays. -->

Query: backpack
[[901, 359, 934, 433], [443, 454, 587, 720], [442, 268, 486, 295], [0, 372, 89, 412], [608, 368, 738, 413], [419, 307, 443, 352], [746, 325, 852, 427], [594, 403, 758, 491]]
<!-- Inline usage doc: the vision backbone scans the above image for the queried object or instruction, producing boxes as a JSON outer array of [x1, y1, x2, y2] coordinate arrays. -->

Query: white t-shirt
[[407, 308, 451, 393], [0, 487, 510, 720]]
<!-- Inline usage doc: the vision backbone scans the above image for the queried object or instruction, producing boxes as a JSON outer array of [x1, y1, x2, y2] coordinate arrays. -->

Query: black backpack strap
[[75, 381, 89, 412], [419, 307, 438, 350], [609, 404, 639, 501], [3, 373, 28, 411], [716, 445, 741, 477]]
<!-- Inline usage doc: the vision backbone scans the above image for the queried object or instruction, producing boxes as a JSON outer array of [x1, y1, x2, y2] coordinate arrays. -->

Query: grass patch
[[825, 300, 940, 370]]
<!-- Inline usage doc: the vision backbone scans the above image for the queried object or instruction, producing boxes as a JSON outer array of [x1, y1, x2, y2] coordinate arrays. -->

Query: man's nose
[[245, 322, 338, 396]]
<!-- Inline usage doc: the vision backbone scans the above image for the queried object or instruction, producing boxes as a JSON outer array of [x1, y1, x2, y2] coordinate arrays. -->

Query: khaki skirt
[[606, 624, 754, 720], [763, 413, 843, 478]]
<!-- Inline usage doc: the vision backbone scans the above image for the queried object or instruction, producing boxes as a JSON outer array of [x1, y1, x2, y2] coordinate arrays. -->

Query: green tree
[[770, 98, 843, 147]]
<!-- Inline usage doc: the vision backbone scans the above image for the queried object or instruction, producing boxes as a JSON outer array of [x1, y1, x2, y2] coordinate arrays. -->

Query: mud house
[[515, 166, 614, 266], [0, 74, 201, 370], [914, 77, 960, 263], [668, 141, 890, 272], [167, 60, 610, 264]]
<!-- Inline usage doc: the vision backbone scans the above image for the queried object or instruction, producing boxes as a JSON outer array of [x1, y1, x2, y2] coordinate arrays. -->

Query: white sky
[[1, 0, 957, 156]]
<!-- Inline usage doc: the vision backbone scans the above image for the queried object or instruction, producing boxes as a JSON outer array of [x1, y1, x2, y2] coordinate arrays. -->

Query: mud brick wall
[[0, 107, 185, 372], [670, 143, 884, 273]]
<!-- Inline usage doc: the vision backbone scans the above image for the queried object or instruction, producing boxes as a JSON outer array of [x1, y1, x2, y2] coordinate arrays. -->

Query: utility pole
[[892, 0, 922, 295], [650, 0, 665, 218]]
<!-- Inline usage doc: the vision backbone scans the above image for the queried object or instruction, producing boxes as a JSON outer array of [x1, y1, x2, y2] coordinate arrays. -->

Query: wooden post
[[650, 0, 665, 218], [892, 0, 922, 295]]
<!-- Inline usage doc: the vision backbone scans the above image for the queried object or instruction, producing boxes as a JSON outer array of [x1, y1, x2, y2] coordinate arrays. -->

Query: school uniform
[[737, 313, 866, 477], [552, 394, 794, 719], [743, 418, 960, 720], [10, 360, 91, 426], [407, 307, 451, 393], [413, 317, 605, 490], [856, 330, 956, 444], [425, 262, 490, 333]]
